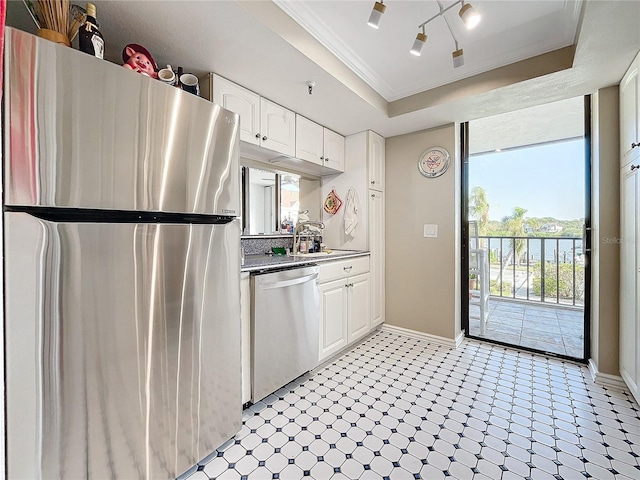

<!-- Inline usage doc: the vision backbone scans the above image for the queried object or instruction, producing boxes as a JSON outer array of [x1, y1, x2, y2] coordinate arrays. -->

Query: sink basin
[[293, 250, 361, 258]]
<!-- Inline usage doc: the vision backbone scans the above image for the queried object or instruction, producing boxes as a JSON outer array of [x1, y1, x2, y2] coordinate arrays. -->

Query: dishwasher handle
[[258, 272, 319, 290]]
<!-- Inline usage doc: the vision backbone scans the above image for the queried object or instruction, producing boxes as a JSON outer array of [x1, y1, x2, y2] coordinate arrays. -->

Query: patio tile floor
[[469, 297, 584, 358]]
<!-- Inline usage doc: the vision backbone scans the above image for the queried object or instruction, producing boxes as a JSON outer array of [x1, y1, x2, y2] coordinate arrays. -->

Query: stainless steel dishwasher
[[251, 265, 320, 402]]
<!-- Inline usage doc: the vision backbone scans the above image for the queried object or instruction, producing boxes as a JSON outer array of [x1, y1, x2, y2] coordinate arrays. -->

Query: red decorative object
[[122, 43, 158, 78], [324, 188, 343, 215]]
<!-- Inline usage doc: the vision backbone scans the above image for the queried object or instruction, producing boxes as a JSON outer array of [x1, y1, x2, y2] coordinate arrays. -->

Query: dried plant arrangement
[[23, 0, 86, 46]]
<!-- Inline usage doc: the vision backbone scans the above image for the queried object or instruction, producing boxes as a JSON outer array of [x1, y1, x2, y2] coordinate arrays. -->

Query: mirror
[[241, 165, 321, 235], [246, 168, 277, 235]]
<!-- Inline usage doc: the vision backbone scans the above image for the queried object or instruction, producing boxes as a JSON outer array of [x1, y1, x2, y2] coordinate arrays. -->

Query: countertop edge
[[240, 251, 370, 272]]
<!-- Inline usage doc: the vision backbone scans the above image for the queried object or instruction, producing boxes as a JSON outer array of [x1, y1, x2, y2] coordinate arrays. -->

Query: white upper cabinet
[[296, 115, 345, 173], [203, 73, 344, 175], [323, 128, 345, 173], [368, 131, 385, 191], [621, 55, 640, 166], [260, 98, 295, 157], [296, 115, 324, 166], [209, 75, 260, 146], [203, 74, 294, 157]]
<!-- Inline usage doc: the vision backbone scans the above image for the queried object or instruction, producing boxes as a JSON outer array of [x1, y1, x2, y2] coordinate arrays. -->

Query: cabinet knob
[[262, 136, 268, 141], [255, 133, 260, 139], [371, 194, 375, 198], [371, 180, 375, 185], [325, 157, 329, 162], [632, 164, 640, 171], [632, 142, 640, 149], [320, 156, 324, 160]]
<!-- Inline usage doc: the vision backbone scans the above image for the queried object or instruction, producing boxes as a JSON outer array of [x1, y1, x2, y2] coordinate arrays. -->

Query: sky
[[468, 138, 586, 221]]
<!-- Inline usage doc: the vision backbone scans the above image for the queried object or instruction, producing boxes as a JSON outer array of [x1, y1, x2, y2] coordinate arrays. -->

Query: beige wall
[[591, 87, 621, 376], [385, 124, 461, 340]]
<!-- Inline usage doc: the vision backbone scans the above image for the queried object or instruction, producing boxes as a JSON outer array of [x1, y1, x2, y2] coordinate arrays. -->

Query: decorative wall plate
[[418, 147, 450, 178], [324, 188, 343, 214]]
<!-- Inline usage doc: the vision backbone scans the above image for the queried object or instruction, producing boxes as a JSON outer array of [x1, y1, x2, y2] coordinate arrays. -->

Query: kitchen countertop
[[241, 250, 370, 273]]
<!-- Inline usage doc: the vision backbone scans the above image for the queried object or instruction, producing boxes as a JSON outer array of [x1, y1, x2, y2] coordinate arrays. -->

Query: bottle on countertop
[[79, 3, 104, 59]]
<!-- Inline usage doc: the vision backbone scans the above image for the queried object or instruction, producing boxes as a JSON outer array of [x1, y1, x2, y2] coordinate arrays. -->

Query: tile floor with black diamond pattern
[[181, 331, 640, 480]]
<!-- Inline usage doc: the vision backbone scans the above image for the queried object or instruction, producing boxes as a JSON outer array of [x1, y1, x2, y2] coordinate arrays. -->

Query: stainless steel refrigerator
[[3, 27, 242, 479]]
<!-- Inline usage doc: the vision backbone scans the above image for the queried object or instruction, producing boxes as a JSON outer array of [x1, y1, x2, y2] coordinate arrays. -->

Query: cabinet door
[[319, 279, 348, 362], [348, 273, 371, 343], [323, 129, 345, 173], [369, 190, 385, 327], [295, 115, 324, 165], [621, 64, 640, 166], [212, 75, 260, 146], [620, 165, 639, 398], [368, 131, 385, 191], [261, 98, 296, 157]]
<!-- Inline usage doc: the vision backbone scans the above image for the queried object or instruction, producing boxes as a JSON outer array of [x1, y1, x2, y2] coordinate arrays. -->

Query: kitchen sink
[[293, 250, 361, 258]]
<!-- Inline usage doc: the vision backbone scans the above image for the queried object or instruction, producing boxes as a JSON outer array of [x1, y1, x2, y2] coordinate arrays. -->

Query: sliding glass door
[[462, 96, 590, 361]]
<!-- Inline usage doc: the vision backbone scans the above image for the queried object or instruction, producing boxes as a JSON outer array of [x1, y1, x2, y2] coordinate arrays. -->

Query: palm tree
[[496, 207, 528, 295], [526, 217, 542, 236], [469, 187, 490, 250], [469, 186, 490, 236], [502, 206, 528, 264]]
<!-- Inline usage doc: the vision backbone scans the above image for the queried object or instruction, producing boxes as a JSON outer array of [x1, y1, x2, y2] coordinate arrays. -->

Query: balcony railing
[[475, 235, 584, 307]]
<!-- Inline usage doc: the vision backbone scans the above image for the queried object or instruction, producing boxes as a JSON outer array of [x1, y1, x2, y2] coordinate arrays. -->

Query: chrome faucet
[[292, 221, 325, 255]]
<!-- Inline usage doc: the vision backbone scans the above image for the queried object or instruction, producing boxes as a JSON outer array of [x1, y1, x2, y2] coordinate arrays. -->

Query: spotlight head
[[452, 48, 464, 67], [459, 3, 481, 29], [367, 1, 386, 29], [410, 32, 427, 56]]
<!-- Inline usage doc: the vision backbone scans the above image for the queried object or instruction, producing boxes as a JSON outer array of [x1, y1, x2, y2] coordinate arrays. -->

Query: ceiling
[[275, 0, 582, 101], [6, 1, 640, 139]]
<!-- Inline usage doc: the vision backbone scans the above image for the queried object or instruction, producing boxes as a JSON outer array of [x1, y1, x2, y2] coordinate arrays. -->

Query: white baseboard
[[381, 324, 461, 349], [588, 359, 629, 392]]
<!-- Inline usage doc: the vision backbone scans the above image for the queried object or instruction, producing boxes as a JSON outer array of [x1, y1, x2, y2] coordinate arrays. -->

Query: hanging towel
[[344, 188, 361, 236]]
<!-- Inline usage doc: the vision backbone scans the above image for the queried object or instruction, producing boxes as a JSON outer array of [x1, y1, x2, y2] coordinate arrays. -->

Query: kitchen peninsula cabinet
[[620, 51, 640, 405], [318, 256, 371, 362], [202, 74, 295, 157]]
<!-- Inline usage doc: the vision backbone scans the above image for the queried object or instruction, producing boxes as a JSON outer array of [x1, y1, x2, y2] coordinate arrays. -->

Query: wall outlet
[[424, 224, 438, 238]]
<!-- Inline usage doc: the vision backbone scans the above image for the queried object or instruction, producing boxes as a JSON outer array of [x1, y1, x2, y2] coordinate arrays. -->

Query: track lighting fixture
[[368, 0, 480, 66], [367, 1, 386, 29], [410, 27, 427, 56], [459, 3, 481, 29], [452, 48, 464, 67]]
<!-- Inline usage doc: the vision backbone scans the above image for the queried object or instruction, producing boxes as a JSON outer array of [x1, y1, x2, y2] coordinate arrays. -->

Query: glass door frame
[[460, 96, 592, 362]]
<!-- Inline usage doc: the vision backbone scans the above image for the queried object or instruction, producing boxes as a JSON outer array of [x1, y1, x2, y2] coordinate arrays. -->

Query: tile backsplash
[[241, 236, 294, 255]]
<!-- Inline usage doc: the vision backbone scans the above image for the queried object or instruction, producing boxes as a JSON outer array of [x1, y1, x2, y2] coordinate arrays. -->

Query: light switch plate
[[424, 224, 438, 238]]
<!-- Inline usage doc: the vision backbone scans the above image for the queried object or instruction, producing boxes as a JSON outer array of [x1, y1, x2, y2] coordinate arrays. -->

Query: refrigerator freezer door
[[4, 212, 241, 479], [4, 27, 240, 217]]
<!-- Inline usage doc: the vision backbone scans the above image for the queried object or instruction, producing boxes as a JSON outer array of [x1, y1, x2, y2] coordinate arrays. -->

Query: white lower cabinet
[[319, 279, 348, 359], [318, 256, 371, 362], [349, 273, 371, 341]]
